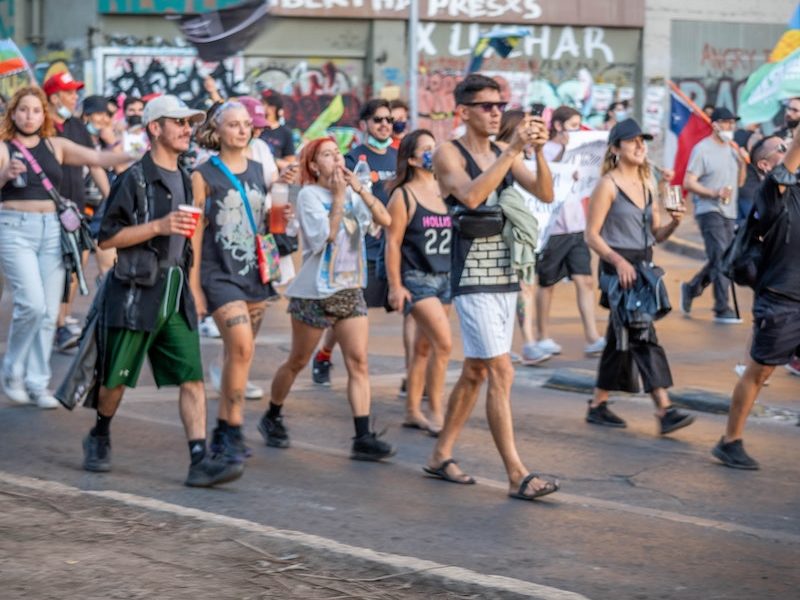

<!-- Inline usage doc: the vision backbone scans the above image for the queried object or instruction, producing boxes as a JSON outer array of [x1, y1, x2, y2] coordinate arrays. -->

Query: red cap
[[42, 72, 84, 97]]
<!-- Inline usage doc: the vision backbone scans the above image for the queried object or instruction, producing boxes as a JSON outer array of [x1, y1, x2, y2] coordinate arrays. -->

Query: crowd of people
[[0, 69, 797, 492]]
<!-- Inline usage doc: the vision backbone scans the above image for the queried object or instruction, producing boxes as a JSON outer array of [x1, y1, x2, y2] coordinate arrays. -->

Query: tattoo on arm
[[225, 314, 249, 328]]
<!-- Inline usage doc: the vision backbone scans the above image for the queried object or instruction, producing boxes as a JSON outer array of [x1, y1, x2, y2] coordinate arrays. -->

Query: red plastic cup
[[270, 183, 288, 234], [178, 204, 202, 238]]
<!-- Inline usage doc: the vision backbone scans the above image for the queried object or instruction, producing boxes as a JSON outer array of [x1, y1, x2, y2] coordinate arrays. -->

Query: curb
[[541, 368, 793, 418], [662, 235, 706, 261]]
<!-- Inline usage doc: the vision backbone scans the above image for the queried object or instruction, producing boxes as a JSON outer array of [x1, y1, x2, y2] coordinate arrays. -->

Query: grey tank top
[[600, 182, 655, 250]]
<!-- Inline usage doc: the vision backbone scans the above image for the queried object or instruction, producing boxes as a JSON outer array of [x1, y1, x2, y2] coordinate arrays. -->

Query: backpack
[[721, 204, 787, 290]]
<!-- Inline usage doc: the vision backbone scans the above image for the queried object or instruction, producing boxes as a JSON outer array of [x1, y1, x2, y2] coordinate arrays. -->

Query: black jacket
[[98, 152, 197, 332], [600, 262, 671, 351]]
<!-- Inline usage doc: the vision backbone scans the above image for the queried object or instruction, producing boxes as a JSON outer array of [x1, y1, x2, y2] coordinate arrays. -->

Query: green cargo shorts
[[104, 267, 202, 389]]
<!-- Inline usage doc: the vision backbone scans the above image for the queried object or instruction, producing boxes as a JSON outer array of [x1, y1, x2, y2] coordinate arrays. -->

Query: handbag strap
[[10, 139, 63, 208], [210, 155, 259, 237]]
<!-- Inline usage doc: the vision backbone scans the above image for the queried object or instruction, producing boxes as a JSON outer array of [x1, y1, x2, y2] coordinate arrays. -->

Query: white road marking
[[0, 471, 589, 600]]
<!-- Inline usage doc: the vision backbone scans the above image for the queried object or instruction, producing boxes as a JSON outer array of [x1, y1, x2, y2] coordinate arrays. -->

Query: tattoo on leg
[[249, 307, 265, 335], [225, 314, 249, 328]]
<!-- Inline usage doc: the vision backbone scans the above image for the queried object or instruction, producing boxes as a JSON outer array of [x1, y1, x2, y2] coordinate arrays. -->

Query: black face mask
[[786, 118, 799, 130], [392, 120, 407, 135], [127, 115, 143, 127]]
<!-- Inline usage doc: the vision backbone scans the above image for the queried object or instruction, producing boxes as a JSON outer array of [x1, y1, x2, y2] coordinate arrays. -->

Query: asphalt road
[[1, 247, 798, 599]]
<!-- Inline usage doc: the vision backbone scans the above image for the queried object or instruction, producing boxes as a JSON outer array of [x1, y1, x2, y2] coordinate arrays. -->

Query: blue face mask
[[367, 135, 393, 150], [393, 120, 407, 135], [421, 150, 434, 171], [86, 122, 99, 136], [57, 105, 72, 120]]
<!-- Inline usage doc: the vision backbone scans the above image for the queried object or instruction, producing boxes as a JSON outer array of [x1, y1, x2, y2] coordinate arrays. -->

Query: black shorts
[[536, 232, 592, 287], [363, 259, 389, 309], [750, 292, 800, 366]]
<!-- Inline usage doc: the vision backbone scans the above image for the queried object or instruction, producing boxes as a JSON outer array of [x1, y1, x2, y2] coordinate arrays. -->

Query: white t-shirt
[[286, 184, 372, 299]]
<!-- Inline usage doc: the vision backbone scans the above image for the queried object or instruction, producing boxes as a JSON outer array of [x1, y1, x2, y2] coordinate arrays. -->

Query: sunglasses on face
[[463, 101, 508, 113], [765, 143, 788, 156], [371, 115, 394, 124], [166, 117, 193, 127]]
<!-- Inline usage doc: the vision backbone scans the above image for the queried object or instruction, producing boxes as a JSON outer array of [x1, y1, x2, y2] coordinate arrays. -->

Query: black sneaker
[[713, 309, 743, 324], [679, 282, 693, 316], [350, 431, 396, 461], [55, 326, 80, 353], [712, 437, 760, 470], [312, 357, 332, 386], [185, 454, 244, 487], [211, 427, 249, 462], [257, 414, 290, 448], [83, 433, 111, 472], [398, 378, 407, 398], [586, 400, 627, 428], [659, 407, 695, 435]]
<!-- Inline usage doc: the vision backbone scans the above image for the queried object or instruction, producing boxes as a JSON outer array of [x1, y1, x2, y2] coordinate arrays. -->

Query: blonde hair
[[601, 145, 655, 194]]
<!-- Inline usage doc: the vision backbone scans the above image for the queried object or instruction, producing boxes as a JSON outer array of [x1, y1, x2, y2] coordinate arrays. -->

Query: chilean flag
[[670, 90, 713, 188]]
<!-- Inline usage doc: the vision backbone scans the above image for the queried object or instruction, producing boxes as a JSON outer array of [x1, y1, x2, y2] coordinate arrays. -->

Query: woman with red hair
[[256, 137, 395, 460]]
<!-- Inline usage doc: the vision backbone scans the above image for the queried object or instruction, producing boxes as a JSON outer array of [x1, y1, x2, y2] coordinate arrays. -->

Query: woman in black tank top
[[584, 118, 694, 435], [0, 87, 134, 409], [385, 129, 452, 434]]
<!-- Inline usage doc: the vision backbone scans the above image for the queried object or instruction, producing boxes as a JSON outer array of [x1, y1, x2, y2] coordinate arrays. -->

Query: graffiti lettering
[[98, 49, 247, 103], [700, 43, 771, 76]]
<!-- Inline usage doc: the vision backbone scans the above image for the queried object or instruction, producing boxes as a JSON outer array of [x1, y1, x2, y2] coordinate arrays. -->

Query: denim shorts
[[402, 269, 451, 316]]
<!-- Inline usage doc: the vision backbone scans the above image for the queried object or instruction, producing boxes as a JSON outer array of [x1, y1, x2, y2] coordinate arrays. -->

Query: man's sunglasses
[[463, 101, 508, 113], [165, 117, 194, 127], [371, 116, 395, 124], [765, 143, 788, 156]]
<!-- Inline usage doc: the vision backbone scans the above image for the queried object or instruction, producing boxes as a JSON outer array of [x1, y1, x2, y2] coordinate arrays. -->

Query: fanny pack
[[11, 139, 82, 232], [452, 203, 504, 239]]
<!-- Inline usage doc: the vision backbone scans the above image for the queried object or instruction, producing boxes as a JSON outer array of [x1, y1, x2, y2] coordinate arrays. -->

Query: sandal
[[423, 458, 476, 485], [509, 473, 559, 501]]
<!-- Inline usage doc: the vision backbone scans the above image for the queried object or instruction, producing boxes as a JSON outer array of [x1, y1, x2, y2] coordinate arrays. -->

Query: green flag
[[303, 95, 345, 141], [739, 47, 800, 124]]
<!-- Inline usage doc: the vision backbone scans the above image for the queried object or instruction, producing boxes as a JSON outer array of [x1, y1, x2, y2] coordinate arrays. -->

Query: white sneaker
[[510, 351, 522, 364], [29, 390, 59, 409], [209, 363, 263, 399], [584, 337, 607, 356], [521, 342, 552, 366], [199, 316, 221, 338], [245, 381, 264, 400], [3, 375, 29, 404], [537, 338, 562, 355]]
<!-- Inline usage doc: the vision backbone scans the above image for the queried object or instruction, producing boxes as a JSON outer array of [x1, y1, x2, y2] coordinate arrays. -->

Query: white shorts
[[454, 292, 518, 359]]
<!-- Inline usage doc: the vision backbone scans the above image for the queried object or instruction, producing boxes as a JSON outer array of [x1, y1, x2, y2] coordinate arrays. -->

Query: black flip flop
[[509, 473, 559, 501], [422, 458, 476, 485]]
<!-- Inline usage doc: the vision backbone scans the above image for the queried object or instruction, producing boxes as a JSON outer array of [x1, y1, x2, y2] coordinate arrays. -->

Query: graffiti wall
[[670, 20, 785, 117], [244, 57, 363, 132], [93, 47, 247, 103], [412, 22, 640, 138]]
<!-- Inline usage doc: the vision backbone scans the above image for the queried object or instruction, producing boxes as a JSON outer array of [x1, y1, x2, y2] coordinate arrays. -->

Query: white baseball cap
[[142, 94, 206, 126]]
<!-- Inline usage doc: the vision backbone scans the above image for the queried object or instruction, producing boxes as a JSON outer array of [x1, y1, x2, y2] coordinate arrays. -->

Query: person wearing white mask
[[680, 107, 747, 324]]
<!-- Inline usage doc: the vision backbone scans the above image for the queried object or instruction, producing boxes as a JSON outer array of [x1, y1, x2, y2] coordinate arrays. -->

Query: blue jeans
[[0, 210, 65, 393]]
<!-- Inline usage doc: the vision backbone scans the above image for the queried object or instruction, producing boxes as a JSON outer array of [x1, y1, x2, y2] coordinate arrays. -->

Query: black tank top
[[400, 187, 452, 274], [1, 139, 63, 201], [445, 139, 519, 296]]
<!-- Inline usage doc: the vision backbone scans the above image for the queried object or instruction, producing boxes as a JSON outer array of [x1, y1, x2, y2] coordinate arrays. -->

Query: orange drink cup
[[178, 204, 202, 238], [270, 183, 288, 234]]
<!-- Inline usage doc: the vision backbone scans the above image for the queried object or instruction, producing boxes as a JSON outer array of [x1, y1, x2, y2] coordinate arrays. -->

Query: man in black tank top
[[424, 74, 560, 500]]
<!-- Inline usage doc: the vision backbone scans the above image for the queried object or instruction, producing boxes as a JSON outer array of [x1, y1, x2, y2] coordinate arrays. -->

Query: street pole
[[408, 0, 419, 130]]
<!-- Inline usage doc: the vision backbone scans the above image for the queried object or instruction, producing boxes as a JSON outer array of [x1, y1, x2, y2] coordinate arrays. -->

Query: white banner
[[517, 130, 608, 250]]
